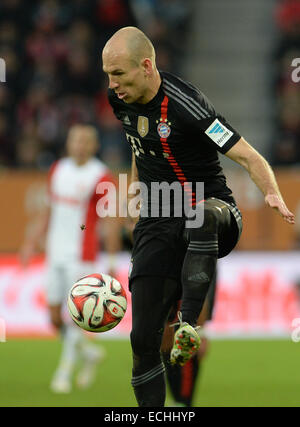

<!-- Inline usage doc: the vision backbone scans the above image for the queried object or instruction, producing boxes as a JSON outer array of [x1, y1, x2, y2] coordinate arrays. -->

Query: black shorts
[[129, 216, 187, 285], [129, 198, 242, 288]]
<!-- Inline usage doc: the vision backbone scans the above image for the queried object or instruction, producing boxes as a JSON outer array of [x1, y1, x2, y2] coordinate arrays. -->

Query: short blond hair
[[104, 26, 156, 68], [126, 28, 156, 67]]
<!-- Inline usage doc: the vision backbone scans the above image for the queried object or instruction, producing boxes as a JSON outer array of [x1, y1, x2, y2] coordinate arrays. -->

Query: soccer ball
[[67, 273, 127, 332]]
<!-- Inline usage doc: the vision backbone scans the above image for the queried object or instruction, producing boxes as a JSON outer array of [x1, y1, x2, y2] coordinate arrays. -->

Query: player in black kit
[[102, 27, 295, 407]]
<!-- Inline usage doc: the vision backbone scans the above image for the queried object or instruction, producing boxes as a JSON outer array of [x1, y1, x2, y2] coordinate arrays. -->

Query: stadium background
[[0, 0, 300, 407]]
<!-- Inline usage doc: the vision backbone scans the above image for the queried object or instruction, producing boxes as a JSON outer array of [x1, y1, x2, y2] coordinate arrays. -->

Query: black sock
[[132, 361, 166, 407], [130, 276, 180, 407], [181, 251, 217, 325]]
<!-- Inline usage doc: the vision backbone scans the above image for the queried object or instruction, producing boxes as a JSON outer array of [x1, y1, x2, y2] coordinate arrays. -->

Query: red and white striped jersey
[[46, 157, 114, 263]]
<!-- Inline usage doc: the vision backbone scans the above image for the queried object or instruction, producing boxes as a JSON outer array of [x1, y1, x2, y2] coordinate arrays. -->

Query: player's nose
[[109, 77, 119, 90]]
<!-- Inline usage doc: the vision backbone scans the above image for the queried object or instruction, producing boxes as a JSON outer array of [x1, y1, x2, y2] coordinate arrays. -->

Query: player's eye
[[113, 71, 124, 76]]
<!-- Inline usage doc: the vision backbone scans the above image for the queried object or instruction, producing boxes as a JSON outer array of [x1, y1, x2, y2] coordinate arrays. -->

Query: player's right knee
[[189, 203, 219, 237], [185, 203, 223, 257]]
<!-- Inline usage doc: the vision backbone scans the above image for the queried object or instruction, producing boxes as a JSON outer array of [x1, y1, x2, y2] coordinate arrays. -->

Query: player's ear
[[142, 58, 153, 76]]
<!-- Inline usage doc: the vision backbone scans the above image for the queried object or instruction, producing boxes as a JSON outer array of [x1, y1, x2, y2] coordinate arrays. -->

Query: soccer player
[[20, 124, 121, 393], [102, 27, 295, 407]]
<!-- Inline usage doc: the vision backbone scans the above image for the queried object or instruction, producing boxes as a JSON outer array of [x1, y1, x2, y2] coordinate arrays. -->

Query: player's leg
[[162, 307, 205, 407], [50, 316, 84, 393], [65, 262, 105, 390], [162, 342, 203, 407], [180, 200, 224, 326], [162, 271, 216, 406], [46, 262, 98, 392], [171, 198, 242, 365], [45, 264, 72, 392], [130, 275, 180, 407]]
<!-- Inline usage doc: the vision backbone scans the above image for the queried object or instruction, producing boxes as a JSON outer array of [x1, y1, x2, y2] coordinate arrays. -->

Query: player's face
[[67, 130, 97, 165], [102, 52, 149, 104]]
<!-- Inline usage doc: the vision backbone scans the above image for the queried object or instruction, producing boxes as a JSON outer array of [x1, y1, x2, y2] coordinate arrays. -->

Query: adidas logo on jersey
[[122, 115, 131, 126]]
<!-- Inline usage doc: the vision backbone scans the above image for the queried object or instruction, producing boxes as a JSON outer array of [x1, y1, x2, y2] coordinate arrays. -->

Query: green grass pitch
[[0, 338, 299, 407]]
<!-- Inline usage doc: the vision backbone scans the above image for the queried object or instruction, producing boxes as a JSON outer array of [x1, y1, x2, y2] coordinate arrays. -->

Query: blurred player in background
[[20, 124, 121, 393]]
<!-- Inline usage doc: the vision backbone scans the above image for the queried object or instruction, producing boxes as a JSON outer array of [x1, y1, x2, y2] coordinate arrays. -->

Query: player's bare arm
[[225, 137, 295, 224], [128, 152, 140, 226], [19, 205, 51, 267], [130, 151, 139, 185]]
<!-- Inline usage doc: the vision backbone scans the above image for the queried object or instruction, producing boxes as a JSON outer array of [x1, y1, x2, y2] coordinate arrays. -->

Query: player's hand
[[265, 194, 295, 224]]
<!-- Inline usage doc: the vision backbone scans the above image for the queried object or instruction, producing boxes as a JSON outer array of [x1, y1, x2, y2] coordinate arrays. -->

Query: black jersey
[[108, 70, 240, 216]]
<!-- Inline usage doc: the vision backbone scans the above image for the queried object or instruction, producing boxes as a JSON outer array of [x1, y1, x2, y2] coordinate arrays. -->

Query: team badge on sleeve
[[205, 119, 233, 147]]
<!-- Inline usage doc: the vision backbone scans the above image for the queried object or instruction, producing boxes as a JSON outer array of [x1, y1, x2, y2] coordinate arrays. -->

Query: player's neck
[[140, 71, 161, 105], [72, 158, 89, 166]]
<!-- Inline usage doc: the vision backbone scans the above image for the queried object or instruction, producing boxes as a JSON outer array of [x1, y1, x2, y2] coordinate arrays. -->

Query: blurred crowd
[[271, 0, 300, 167], [0, 0, 193, 171]]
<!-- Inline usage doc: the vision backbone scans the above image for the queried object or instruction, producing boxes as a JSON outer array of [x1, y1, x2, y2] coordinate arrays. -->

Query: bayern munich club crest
[[157, 120, 171, 139]]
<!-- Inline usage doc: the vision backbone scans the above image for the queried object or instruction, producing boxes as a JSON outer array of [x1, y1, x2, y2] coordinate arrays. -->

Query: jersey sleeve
[[196, 114, 241, 154], [174, 87, 241, 154]]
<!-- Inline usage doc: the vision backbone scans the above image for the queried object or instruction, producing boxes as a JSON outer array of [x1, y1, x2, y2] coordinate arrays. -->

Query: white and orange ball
[[67, 273, 127, 332]]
